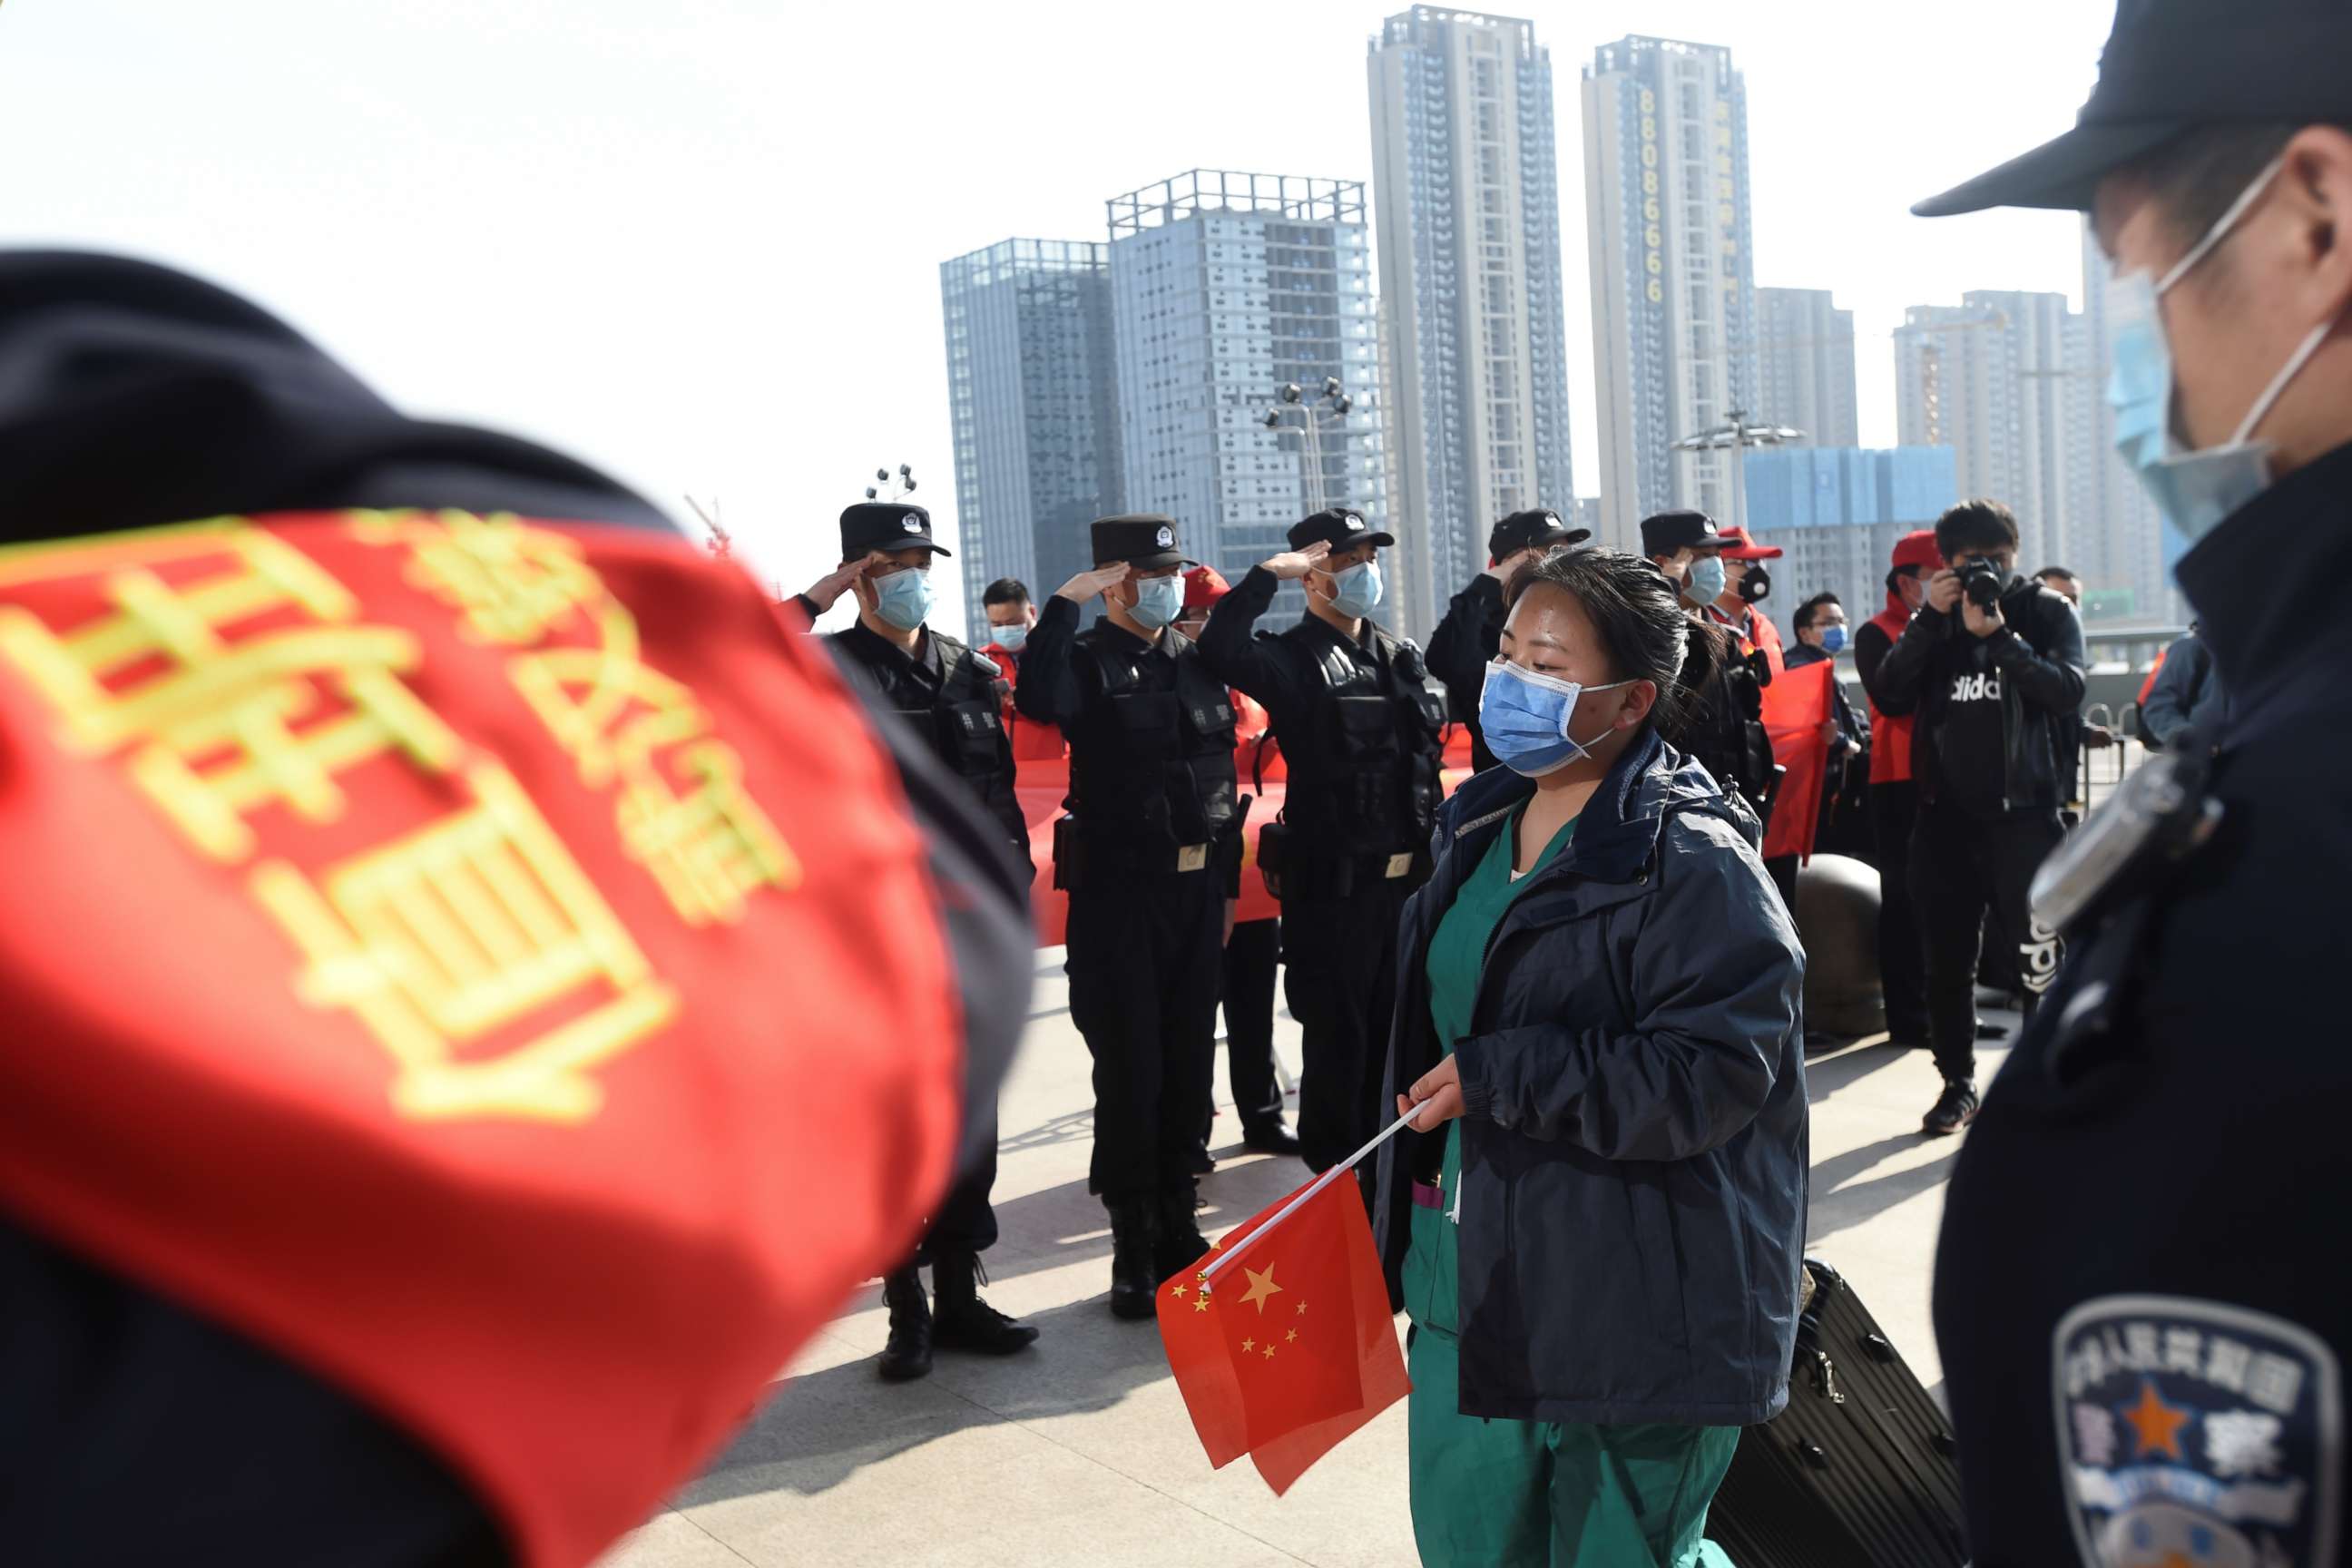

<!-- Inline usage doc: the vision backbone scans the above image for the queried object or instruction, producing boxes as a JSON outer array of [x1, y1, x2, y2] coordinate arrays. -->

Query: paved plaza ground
[[599, 948, 2007, 1568]]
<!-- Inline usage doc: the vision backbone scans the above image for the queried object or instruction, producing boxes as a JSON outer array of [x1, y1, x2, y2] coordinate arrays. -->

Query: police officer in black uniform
[[1914, 4, 2352, 1559], [1015, 515, 1240, 1319], [1426, 507, 1592, 773], [1641, 510, 1776, 840], [796, 502, 1038, 1378], [1198, 507, 1446, 1179]]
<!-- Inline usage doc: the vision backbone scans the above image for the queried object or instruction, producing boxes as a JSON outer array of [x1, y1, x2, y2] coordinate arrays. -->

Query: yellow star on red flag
[[1238, 1263, 1284, 1315]]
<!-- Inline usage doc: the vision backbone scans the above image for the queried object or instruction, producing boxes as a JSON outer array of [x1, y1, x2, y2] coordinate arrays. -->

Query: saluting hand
[[1398, 1056, 1465, 1126], [1260, 541, 1331, 582], [1056, 563, 1132, 603], [804, 552, 883, 613]]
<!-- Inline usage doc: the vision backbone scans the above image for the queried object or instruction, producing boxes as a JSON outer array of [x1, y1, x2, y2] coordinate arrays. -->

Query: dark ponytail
[[1503, 546, 1716, 733]]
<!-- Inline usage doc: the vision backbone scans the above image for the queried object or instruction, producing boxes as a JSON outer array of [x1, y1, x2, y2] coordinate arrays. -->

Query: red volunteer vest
[[0, 512, 969, 1567], [1867, 591, 1917, 785]]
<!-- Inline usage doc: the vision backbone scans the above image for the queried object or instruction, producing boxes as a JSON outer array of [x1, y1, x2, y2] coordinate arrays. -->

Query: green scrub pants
[[1406, 1325, 1739, 1567]]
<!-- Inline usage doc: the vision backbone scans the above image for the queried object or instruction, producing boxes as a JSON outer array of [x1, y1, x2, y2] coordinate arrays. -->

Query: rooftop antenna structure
[[862, 463, 918, 504]]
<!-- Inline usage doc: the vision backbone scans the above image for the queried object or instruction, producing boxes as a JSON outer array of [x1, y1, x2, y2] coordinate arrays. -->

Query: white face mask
[[2106, 155, 2339, 556]]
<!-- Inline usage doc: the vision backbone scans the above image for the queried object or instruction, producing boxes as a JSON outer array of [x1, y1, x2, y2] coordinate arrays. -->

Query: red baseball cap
[[1182, 564, 1231, 612], [1890, 530, 1942, 573], [1717, 525, 1782, 561]]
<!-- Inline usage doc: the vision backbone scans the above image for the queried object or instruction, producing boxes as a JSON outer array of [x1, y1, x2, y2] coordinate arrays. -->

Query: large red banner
[[1022, 728, 1478, 946]]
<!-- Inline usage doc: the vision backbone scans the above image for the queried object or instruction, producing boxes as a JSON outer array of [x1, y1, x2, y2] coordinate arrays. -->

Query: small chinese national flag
[[1155, 1173, 1410, 1494]]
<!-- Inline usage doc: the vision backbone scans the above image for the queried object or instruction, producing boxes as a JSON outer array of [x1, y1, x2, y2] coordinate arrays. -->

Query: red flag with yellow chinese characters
[[1157, 1173, 1409, 1494], [0, 514, 983, 1568], [1759, 658, 1835, 861]]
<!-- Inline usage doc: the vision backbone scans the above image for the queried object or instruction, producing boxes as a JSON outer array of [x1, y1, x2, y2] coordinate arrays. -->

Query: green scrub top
[[1403, 805, 1575, 1335]]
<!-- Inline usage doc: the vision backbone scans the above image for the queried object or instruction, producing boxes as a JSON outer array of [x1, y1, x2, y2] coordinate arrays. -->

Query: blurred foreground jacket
[[0, 251, 1030, 1568]]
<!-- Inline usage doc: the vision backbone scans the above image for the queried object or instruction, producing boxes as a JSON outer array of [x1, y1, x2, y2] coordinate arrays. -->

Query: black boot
[[1241, 1118, 1301, 1157], [1157, 1185, 1211, 1287], [876, 1267, 932, 1381], [930, 1250, 1039, 1356], [1107, 1200, 1160, 1321]]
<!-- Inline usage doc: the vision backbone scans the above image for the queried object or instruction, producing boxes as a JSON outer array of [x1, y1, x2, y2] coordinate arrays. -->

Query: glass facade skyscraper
[[938, 238, 1124, 636], [1755, 287, 1859, 450], [1367, 6, 1575, 644], [1106, 171, 1385, 609], [1583, 35, 1757, 552]]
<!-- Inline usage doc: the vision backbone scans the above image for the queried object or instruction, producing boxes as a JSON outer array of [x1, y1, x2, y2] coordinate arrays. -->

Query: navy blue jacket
[[1373, 729, 1808, 1426]]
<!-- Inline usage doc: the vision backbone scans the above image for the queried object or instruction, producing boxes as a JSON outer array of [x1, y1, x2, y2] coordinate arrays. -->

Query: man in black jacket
[[1871, 499, 2085, 1135], [794, 504, 1038, 1380], [1913, 4, 2352, 1559], [1426, 507, 1590, 772], [1199, 507, 1447, 1181], [1017, 515, 1240, 1318]]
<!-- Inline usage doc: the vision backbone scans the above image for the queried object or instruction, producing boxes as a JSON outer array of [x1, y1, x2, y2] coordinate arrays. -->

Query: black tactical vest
[[1064, 628, 1239, 853], [834, 632, 1005, 790], [1278, 625, 1446, 859]]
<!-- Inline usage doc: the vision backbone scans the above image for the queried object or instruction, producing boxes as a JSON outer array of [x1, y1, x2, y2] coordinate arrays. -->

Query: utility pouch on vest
[[1257, 818, 1289, 902]]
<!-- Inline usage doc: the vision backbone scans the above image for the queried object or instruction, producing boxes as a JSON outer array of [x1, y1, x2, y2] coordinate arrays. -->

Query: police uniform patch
[[901, 513, 923, 534], [2054, 1295, 2340, 1566], [1155, 525, 1174, 549]]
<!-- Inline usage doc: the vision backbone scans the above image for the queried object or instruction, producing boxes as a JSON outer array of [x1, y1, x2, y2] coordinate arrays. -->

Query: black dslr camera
[[1955, 556, 2006, 609]]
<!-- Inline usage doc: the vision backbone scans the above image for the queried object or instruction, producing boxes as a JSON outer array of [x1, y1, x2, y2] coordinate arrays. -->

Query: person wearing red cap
[[1707, 525, 1788, 680], [1176, 565, 1300, 1161], [1851, 530, 1941, 1053]]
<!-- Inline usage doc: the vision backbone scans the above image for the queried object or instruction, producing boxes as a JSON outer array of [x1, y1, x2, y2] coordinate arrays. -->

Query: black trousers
[[1217, 916, 1285, 1137], [1910, 803, 2065, 1083], [908, 1104, 1000, 1267], [1066, 867, 1222, 1204], [1281, 876, 1415, 1174], [1871, 780, 1931, 1044]]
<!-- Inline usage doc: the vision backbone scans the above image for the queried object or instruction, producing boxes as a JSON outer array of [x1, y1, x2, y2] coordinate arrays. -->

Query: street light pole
[[1263, 377, 1352, 519]]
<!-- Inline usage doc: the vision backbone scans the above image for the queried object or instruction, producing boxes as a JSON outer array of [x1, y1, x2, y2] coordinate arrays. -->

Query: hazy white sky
[[1, 0, 2115, 636]]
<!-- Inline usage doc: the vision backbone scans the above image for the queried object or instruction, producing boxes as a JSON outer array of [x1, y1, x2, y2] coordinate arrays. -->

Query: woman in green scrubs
[[1374, 546, 1808, 1567]]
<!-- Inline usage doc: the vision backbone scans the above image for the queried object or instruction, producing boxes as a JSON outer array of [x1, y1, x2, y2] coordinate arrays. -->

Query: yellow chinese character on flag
[[0, 521, 462, 863], [252, 762, 677, 1122], [514, 648, 799, 926]]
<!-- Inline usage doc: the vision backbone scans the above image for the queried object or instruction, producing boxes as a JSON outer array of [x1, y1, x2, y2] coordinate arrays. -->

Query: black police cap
[[1488, 507, 1591, 562], [1915, 0, 2352, 217], [1091, 514, 1190, 570], [1639, 509, 1724, 560], [840, 502, 949, 560], [1286, 507, 1396, 554]]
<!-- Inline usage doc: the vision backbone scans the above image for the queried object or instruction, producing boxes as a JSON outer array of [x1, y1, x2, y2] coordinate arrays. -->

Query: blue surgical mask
[[2107, 153, 2338, 557], [1687, 555, 1727, 603], [1318, 559, 1385, 620], [1478, 660, 1635, 777], [989, 622, 1029, 652], [874, 567, 934, 631], [1819, 625, 1850, 655], [1128, 575, 1182, 631]]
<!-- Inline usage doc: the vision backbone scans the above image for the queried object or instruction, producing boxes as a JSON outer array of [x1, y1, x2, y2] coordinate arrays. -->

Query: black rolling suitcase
[[1709, 1259, 1969, 1568]]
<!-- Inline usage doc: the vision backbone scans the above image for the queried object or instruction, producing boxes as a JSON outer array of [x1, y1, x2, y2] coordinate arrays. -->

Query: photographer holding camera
[[1871, 499, 2086, 1135]]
